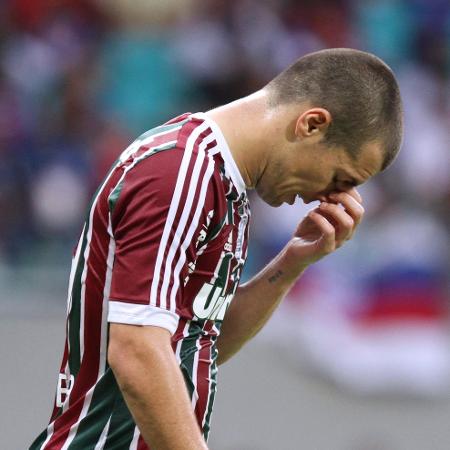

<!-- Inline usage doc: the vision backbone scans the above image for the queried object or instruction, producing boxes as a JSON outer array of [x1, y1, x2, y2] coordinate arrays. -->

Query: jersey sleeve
[[107, 144, 216, 335]]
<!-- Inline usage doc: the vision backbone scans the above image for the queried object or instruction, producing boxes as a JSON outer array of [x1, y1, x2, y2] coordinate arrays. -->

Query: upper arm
[[106, 146, 216, 335]]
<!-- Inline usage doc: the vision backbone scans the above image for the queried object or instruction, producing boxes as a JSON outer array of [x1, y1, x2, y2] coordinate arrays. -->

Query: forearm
[[109, 324, 208, 450], [217, 243, 306, 365], [217, 189, 365, 365]]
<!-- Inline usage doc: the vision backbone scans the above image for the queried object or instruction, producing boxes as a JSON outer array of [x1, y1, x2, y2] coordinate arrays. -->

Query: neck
[[205, 90, 272, 189]]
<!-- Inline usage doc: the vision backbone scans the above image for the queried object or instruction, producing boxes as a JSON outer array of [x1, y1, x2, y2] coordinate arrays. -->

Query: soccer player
[[30, 48, 403, 450]]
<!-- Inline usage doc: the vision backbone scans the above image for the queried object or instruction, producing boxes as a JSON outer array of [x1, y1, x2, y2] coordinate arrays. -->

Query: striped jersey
[[30, 112, 250, 450]]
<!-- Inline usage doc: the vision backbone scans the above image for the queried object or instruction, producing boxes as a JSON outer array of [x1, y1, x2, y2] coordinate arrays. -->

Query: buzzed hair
[[266, 48, 403, 170]]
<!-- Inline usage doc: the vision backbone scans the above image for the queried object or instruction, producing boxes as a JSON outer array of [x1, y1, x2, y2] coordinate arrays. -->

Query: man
[[30, 48, 403, 450]]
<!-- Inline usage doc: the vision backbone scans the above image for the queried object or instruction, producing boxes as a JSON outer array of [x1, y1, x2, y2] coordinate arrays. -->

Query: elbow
[[107, 328, 132, 386]]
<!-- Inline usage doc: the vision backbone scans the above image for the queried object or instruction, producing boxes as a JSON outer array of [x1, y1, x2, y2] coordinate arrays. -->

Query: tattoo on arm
[[268, 270, 283, 284]]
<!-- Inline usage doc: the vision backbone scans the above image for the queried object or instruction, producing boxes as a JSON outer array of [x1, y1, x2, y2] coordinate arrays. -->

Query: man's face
[[255, 140, 384, 207]]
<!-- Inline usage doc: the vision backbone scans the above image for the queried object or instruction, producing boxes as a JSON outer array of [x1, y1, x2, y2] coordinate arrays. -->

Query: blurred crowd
[[0, 0, 449, 392]]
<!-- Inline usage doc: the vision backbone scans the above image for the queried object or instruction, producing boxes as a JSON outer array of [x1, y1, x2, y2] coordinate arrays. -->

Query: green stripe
[[179, 321, 205, 399], [202, 357, 218, 441], [29, 428, 48, 450], [107, 179, 124, 214], [67, 230, 88, 376], [227, 198, 234, 225], [204, 213, 227, 244], [137, 119, 189, 142], [67, 370, 120, 449], [103, 392, 137, 449]]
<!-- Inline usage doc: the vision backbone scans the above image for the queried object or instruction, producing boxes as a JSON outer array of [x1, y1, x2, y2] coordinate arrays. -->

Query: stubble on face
[[255, 157, 287, 207]]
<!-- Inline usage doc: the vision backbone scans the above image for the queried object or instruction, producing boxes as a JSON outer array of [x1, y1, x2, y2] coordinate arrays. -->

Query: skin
[[108, 88, 386, 448]]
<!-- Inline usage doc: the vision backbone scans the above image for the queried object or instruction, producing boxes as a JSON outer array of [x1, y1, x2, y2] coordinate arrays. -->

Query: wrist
[[278, 240, 310, 279]]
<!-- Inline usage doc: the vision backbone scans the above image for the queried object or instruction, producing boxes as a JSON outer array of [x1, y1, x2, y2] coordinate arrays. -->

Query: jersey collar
[[191, 112, 246, 196]]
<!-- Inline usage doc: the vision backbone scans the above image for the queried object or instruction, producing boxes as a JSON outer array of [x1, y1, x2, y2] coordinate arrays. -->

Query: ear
[[294, 108, 332, 140]]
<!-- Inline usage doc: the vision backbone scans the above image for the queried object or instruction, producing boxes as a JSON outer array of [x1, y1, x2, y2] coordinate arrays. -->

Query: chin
[[260, 195, 283, 207], [257, 189, 281, 207], [267, 199, 283, 207]]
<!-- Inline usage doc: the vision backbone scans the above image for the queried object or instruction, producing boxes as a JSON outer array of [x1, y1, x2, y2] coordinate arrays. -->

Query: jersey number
[[56, 373, 74, 407]]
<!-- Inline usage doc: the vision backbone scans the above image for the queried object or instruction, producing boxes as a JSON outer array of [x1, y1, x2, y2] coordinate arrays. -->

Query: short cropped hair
[[266, 48, 403, 170]]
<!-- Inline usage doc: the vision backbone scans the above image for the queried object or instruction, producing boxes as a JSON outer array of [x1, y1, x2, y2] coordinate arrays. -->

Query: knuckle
[[344, 217, 354, 229]]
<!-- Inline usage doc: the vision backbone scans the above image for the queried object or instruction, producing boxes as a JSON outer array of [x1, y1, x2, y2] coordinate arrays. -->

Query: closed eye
[[332, 176, 359, 190]]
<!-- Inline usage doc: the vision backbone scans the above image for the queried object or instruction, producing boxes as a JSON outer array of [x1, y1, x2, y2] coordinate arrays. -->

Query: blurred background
[[0, 0, 449, 449]]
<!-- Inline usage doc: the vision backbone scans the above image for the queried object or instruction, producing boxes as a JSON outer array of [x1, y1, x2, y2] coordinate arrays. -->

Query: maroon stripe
[[137, 434, 148, 449], [176, 120, 200, 149], [172, 318, 188, 350]]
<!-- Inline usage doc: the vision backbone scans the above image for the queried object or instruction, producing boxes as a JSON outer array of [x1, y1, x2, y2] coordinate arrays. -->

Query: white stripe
[[67, 224, 85, 316], [129, 426, 140, 450], [63, 224, 85, 405], [159, 134, 216, 310], [190, 337, 202, 408], [150, 121, 210, 308], [98, 216, 115, 377], [60, 383, 97, 450], [38, 422, 54, 450], [108, 302, 179, 334], [191, 112, 246, 194], [201, 345, 213, 428], [175, 321, 191, 363], [132, 140, 177, 166], [93, 417, 111, 450], [139, 128, 179, 147], [169, 157, 215, 312], [119, 125, 182, 163]]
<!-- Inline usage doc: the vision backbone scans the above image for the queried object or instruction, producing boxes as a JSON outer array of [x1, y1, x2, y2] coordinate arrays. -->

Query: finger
[[307, 211, 336, 254], [346, 187, 362, 204], [328, 191, 365, 226], [317, 202, 354, 244]]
